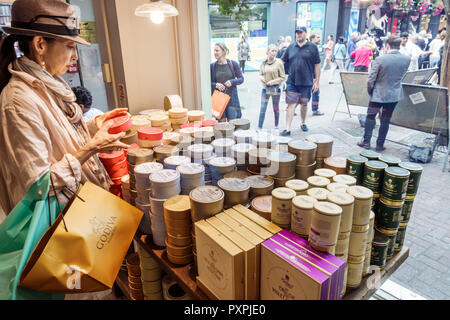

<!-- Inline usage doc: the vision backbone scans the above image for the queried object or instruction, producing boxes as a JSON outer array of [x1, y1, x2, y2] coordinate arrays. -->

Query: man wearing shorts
[[281, 26, 321, 136]]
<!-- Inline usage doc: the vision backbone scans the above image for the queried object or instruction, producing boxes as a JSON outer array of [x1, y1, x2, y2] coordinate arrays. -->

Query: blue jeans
[[221, 105, 242, 121], [312, 88, 320, 112], [258, 88, 281, 129]]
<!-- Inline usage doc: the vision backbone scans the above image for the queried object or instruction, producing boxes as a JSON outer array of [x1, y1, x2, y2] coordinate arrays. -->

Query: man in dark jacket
[[357, 36, 411, 152]]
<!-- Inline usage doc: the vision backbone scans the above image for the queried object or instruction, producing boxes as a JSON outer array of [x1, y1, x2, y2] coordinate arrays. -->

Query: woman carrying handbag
[[258, 44, 286, 130]]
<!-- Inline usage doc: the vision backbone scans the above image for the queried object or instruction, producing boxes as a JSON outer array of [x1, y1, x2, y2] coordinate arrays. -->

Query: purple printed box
[[278, 230, 346, 300], [261, 238, 330, 300], [270, 233, 340, 300]]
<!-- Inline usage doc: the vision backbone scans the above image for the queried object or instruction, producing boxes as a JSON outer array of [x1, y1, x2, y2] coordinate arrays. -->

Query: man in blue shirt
[[280, 26, 321, 135], [346, 32, 359, 71]]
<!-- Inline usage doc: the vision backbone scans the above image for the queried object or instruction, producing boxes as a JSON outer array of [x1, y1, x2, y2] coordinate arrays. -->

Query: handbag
[[211, 89, 230, 120], [264, 62, 280, 96], [18, 175, 143, 294]]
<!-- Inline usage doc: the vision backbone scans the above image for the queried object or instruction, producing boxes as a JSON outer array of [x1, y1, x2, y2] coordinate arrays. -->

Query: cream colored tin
[[307, 176, 330, 188], [127, 148, 154, 165], [333, 174, 357, 186], [287, 139, 317, 165], [154, 145, 180, 163], [309, 201, 342, 253], [341, 266, 348, 298], [324, 156, 347, 175], [346, 254, 365, 289], [246, 175, 275, 199], [306, 134, 333, 158], [168, 107, 188, 119], [327, 191, 354, 233], [218, 178, 250, 209], [295, 162, 316, 180], [306, 187, 330, 201], [271, 174, 296, 188], [326, 182, 349, 194], [265, 151, 297, 178], [314, 168, 337, 179], [291, 195, 318, 237], [347, 186, 373, 226], [285, 179, 309, 195], [250, 195, 272, 221], [187, 110, 205, 122], [348, 223, 369, 257], [368, 210, 375, 242], [335, 231, 351, 262], [362, 241, 372, 276], [189, 186, 225, 223], [271, 187, 297, 226]]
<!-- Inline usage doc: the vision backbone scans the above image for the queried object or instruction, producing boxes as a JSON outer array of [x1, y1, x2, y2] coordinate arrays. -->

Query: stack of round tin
[[149, 169, 182, 246], [324, 156, 347, 174], [212, 138, 235, 157], [126, 253, 145, 300], [217, 178, 251, 209], [208, 157, 236, 186], [153, 145, 180, 164], [170, 135, 193, 155], [308, 201, 342, 255], [377, 166, 410, 260], [271, 187, 297, 229], [177, 163, 205, 195], [306, 134, 333, 169], [265, 151, 297, 187], [288, 139, 317, 180], [231, 143, 257, 171], [187, 144, 214, 184], [193, 130, 215, 145], [164, 195, 193, 265], [291, 195, 318, 239], [245, 175, 275, 200], [363, 211, 375, 276], [187, 110, 205, 123], [362, 160, 388, 212], [213, 122, 235, 139], [395, 162, 423, 252], [99, 150, 129, 196], [233, 129, 255, 144], [168, 108, 189, 130], [229, 118, 251, 131], [133, 241, 164, 300], [137, 127, 164, 148], [121, 175, 131, 203], [247, 148, 271, 174], [346, 185, 373, 288], [163, 155, 191, 170], [126, 149, 155, 205], [346, 155, 368, 185], [189, 185, 224, 227], [150, 114, 172, 132], [250, 195, 272, 221]]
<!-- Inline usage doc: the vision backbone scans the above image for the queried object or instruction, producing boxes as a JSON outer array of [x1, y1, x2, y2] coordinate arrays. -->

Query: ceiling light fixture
[[135, 0, 179, 25]]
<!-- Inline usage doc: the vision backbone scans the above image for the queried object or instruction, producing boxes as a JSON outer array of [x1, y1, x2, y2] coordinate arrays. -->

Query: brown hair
[[386, 36, 402, 50]]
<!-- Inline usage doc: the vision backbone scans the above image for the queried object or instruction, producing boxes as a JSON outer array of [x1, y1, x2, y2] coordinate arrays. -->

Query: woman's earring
[[40, 59, 46, 71]]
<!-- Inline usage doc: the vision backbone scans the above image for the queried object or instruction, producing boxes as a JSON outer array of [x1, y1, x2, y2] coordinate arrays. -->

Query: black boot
[[376, 117, 391, 152]]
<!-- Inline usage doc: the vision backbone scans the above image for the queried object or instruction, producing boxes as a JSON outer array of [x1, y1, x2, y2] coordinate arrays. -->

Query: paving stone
[[416, 254, 449, 274], [392, 263, 421, 283], [417, 268, 443, 286], [407, 279, 446, 300]]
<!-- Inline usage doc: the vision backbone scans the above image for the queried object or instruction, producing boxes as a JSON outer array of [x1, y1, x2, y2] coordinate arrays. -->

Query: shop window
[[0, 4, 11, 27], [296, 1, 327, 51]]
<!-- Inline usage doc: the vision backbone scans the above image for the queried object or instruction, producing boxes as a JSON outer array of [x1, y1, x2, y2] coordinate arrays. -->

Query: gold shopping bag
[[19, 181, 143, 293]]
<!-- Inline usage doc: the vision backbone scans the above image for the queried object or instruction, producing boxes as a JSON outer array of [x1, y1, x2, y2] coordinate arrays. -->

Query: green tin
[[378, 155, 402, 167], [376, 197, 403, 230], [375, 225, 397, 261], [362, 160, 388, 193], [346, 155, 368, 185], [394, 222, 408, 252], [381, 167, 410, 205], [399, 162, 424, 197], [370, 229, 389, 267], [371, 193, 381, 212], [400, 198, 414, 223], [360, 150, 381, 160]]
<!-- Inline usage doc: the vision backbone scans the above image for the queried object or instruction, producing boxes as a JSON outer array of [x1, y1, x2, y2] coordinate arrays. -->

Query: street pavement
[[238, 70, 450, 300]]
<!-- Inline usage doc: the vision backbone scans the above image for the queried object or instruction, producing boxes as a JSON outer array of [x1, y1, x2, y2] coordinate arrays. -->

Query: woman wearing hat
[[0, 0, 129, 215]]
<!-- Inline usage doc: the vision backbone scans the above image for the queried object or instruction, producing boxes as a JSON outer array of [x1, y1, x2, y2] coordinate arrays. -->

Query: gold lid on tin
[[285, 179, 309, 192], [327, 192, 354, 205], [292, 195, 317, 209], [333, 174, 357, 185], [307, 176, 331, 188], [313, 201, 343, 216], [127, 148, 154, 164], [189, 186, 224, 203], [164, 195, 191, 213], [347, 255, 365, 264], [351, 223, 369, 233], [154, 145, 179, 156], [374, 224, 397, 235], [307, 188, 330, 201], [224, 170, 252, 179], [314, 168, 337, 179], [347, 185, 374, 199], [251, 195, 272, 213], [246, 175, 274, 188], [327, 182, 348, 193], [272, 187, 296, 200], [218, 178, 250, 192]]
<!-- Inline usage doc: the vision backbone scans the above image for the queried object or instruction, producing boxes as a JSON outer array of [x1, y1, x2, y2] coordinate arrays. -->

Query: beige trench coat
[[0, 64, 110, 215]]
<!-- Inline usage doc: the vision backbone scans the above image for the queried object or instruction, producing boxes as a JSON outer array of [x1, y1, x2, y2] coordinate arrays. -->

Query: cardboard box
[[233, 204, 282, 235], [224, 209, 273, 240], [270, 233, 341, 300], [261, 238, 330, 300], [277, 229, 346, 298], [194, 220, 245, 300], [206, 216, 259, 300]]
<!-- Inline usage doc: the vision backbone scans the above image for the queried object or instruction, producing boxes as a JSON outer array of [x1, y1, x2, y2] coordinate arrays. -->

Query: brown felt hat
[[2, 0, 90, 46]]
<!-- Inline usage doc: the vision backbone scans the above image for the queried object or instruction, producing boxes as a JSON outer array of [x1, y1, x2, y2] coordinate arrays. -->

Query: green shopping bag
[[0, 171, 64, 300]]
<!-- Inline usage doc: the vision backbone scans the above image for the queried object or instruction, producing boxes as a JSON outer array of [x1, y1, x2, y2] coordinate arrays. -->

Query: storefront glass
[[209, 3, 269, 71], [296, 1, 327, 51], [0, 4, 11, 27]]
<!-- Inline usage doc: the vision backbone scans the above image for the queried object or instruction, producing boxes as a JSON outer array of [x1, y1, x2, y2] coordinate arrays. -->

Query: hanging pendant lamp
[[135, 0, 179, 24]]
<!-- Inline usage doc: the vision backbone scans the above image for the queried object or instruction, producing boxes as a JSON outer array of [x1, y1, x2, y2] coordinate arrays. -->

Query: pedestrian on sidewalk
[[357, 36, 410, 152], [321, 35, 334, 73], [258, 44, 286, 130], [329, 36, 347, 84], [346, 32, 360, 71], [237, 36, 251, 74], [309, 33, 324, 116], [350, 40, 373, 72], [280, 26, 321, 136], [210, 43, 244, 121]]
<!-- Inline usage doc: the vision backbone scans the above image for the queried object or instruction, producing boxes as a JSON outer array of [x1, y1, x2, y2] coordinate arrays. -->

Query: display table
[[114, 232, 409, 301]]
